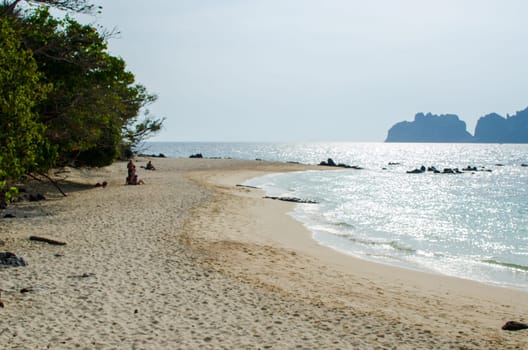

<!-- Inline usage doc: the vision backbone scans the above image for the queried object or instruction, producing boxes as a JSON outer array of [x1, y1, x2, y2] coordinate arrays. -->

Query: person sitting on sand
[[129, 174, 145, 185], [145, 161, 156, 170], [127, 160, 135, 177], [126, 164, 145, 185]]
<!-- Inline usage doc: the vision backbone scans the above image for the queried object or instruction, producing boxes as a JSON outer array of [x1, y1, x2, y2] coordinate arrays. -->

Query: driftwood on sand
[[29, 236, 67, 246], [236, 184, 260, 189], [264, 196, 319, 204]]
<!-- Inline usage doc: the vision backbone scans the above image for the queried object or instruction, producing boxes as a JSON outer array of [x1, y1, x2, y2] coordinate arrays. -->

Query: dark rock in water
[[407, 165, 455, 174], [138, 153, 166, 158], [427, 166, 439, 172], [406, 169, 422, 174], [521, 163, 528, 167], [319, 158, 363, 169], [189, 153, 203, 158], [407, 168, 425, 174], [502, 321, 528, 331], [3, 213, 16, 218], [442, 168, 462, 174], [264, 196, 319, 204], [0, 252, 27, 267], [319, 158, 336, 166]]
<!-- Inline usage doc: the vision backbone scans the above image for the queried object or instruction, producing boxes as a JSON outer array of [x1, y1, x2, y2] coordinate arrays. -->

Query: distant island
[[385, 107, 528, 143]]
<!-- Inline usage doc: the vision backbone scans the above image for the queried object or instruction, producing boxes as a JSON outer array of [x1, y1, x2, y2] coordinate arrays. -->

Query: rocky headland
[[386, 107, 528, 143]]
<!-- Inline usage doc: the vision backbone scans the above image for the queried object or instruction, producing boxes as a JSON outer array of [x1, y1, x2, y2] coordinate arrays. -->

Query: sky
[[85, 0, 528, 142]]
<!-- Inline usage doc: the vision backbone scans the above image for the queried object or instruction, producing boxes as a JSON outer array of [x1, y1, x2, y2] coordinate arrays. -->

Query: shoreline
[[196, 164, 528, 300], [182, 159, 528, 348], [1, 157, 527, 349], [224, 165, 528, 294]]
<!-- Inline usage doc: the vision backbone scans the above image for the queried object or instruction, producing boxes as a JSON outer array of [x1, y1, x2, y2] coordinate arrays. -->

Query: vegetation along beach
[[1, 1, 528, 349]]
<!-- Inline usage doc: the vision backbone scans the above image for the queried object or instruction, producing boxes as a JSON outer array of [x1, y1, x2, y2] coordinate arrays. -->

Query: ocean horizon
[[145, 141, 528, 291]]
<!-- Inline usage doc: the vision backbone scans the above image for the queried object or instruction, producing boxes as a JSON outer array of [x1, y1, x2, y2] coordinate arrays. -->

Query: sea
[[144, 142, 528, 291]]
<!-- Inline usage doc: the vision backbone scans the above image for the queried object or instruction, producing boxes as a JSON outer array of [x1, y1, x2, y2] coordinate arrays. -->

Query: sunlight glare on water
[[147, 142, 528, 290]]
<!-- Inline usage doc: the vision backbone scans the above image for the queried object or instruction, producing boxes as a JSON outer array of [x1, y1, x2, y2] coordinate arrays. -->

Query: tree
[[1, 0, 99, 17], [20, 8, 163, 166], [0, 16, 51, 207], [1, 3, 164, 206], [123, 109, 165, 154]]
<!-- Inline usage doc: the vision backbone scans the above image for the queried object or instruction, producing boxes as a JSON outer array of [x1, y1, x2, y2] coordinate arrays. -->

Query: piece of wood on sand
[[29, 236, 67, 246]]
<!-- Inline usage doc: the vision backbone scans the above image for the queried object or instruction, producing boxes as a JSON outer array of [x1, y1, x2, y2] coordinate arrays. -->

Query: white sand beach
[[0, 157, 527, 349]]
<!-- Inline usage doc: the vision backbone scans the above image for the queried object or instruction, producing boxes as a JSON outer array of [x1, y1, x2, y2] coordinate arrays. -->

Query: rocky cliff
[[385, 113, 474, 143], [474, 107, 528, 143], [385, 107, 528, 143]]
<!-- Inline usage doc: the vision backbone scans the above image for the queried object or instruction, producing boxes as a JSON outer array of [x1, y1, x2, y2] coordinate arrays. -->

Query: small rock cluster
[[319, 158, 363, 169], [406, 165, 492, 174], [264, 196, 318, 204], [0, 252, 27, 267]]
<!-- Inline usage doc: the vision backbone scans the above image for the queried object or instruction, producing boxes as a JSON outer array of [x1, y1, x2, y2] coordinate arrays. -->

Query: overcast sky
[[90, 0, 527, 142]]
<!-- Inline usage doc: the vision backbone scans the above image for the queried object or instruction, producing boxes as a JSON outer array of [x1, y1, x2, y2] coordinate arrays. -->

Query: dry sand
[[0, 157, 527, 349]]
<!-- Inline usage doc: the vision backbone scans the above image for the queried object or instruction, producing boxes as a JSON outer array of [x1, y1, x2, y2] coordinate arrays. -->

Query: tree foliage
[[19, 8, 163, 166], [1, 0, 100, 17], [0, 16, 52, 207], [0, 2, 164, 205]]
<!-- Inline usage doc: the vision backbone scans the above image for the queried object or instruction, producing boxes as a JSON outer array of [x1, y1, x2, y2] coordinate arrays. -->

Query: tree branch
[[33, 171, 67, 196]]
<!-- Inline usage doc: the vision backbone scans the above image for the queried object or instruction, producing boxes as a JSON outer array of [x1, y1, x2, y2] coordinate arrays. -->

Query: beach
[[0, 158, 527, 349]]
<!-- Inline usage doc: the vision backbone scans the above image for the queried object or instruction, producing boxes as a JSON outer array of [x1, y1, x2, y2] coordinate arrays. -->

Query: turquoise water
[[146, 142, 528, 291]]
